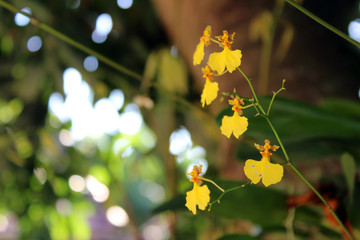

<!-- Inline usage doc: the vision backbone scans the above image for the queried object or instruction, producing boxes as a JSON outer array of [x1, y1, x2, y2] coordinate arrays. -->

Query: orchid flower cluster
[[185, 26, 284, 215]]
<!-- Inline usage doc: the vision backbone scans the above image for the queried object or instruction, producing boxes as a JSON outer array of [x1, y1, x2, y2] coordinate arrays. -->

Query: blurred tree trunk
[[151, 0, 360, 104]]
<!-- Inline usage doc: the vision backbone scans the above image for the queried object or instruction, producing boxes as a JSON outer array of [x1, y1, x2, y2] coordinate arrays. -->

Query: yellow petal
[[201, 78, 219, 107], [244, 158, 284, 187], [185, 183, 210, 215], [244, 159, 262, 184], [193, 41, 205, 66], [222, 48, 242, 73], [208, 51, 226, 75], [220, 113, 248, 138], [262, 162, 283, 187], [208, 47, 242, 74]]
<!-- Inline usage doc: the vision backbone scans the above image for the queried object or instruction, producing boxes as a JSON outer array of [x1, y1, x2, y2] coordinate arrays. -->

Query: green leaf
[[350, 181, 360, 228], [321, 98, 360, 120], [340, 153, 356, 204], [217, 233, 261, 240], [158, 47, 188, 95], [217, 97, 360, 163], [152, 194, 186, 213], [248, 97, 360, 142], [152, 180, 288, 228], [208, 180, 287, 227]]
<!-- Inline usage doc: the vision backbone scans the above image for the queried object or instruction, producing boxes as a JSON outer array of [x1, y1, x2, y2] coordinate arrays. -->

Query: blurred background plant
[[0, 0, 359, 239]]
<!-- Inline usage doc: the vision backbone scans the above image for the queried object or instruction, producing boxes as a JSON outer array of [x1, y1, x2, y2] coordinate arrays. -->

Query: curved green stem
[[263, 116, 290, 162], [208, 182, 251, 211], [237, 67, 266, 115], [200, 177, 225, 192], [0, 0, 143, 81], [267, 79, 286, 115], [240, 68, 353, 240], [289, 163, 354, 240], [285, 0, 360, 48]]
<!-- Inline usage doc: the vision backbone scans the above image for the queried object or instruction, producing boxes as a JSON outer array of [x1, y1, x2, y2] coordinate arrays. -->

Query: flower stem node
[[220, 96, 248, 138], [244, 140, 284, 187]]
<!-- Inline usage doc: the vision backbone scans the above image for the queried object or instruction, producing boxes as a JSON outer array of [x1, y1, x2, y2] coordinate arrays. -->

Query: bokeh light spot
[[83, 56, 98, 72], [33, 168, 47, 185], [117, 0, 133, 9], [140, 181, 165, 203], [59, 129, 75, 146], [106, 206, 129, 227], [142, 224, 170, 240], [95, 13, 113, 36], [169, 127, 192, 155], [0, 215, 8, 232], [27, 36, 42, 52], [91, 30, 107, 44], [63, 68, 82, 95], [348, 19, 360, 42], [86, 175, 109, 202], [119, 104, 143, 135], [55, 198, 72, 216], [14, 7, 31, 26], [69, 175, 86, 192], [109, 89, 125, 110]]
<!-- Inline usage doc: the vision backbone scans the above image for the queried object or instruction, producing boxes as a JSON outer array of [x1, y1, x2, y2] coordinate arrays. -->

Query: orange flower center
[[189, 165, 203, 185], [216, 30, 235, 49], [202, 65, 214, 81], [229, 97, 244, 115], [255, 140, 279, 159]]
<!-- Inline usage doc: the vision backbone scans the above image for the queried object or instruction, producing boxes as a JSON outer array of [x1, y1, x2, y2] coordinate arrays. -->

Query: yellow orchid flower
[[244, 140, 284, 187], [220, 97, 248, 138], [208, 31, 242, 74], [185, 165, 211, 215], [193, 26, 212, 66], [201, 65, 218, 107]]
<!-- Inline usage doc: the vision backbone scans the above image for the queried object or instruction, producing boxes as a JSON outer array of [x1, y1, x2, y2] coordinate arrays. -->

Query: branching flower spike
[[220, 96, 248, 138], [244, 140, 284, 187], [193, 26, 212, 66], [185, 165, 211, 215], [201, 65, 219, 107], [208, 31, 242, 74]]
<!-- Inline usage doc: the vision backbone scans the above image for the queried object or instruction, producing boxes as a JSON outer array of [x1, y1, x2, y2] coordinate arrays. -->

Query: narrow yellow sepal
[[201, 78, 219, 107], [193, 41, 205, 66], [208, 47, 242, 74], [185, 183, 210, 215], [220, 113, 248, 138]]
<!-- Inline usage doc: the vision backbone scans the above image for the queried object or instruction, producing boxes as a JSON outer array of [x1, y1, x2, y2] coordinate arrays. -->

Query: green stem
[[267, 79, 286, 116], [263, 116, 290, 162], [285, 0, 360, 48], [208, 182, 251, 210], [266, 111, 353, 239], [237, 67, 266, 115], [289, 163, 354, 240], [240, 68, 353, 240], [265, 116, 353, 240], [0, 0, 143, 81]]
